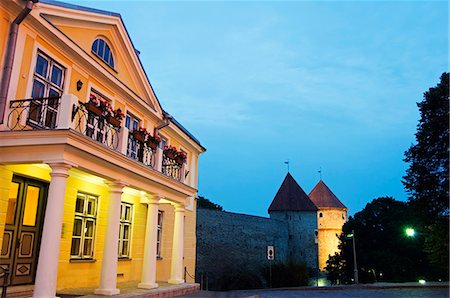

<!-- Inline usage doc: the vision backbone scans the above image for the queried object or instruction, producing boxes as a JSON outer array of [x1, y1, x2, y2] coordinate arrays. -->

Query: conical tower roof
[[309, 180, 347, 209], [268, 173, 318, 212]]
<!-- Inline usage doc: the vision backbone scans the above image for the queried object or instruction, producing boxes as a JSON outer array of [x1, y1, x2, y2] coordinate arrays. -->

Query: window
[[29, 52, 65, 128], [71, 193, 97, 259], [92, 38, 115, 68], [159, 136, 167, 150], [156, 211, 163, 258], [319, 212, 323, 218], [125, 114, 140, 159], [118, 203, 133, 258]]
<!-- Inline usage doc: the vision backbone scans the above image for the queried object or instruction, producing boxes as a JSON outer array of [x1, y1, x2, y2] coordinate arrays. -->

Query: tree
[[196, 196, 224, 211], [326, 197, 429, 283], [403, 73, 449, 217], [402, 73, 449, 278]]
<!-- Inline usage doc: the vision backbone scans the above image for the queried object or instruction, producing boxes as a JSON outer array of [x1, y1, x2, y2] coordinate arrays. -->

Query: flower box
[[146, 139, 159, 150], [164, 150, 176, 160], [85, 102, 102, 116], [175, 155, 185, 165], [106, 114, 121, 127], [132, 131, 145, 143]]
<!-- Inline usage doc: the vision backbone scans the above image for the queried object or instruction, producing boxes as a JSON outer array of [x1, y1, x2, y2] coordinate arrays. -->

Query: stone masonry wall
[[270, 211, 318, 270], [196, 209, 288, 289]]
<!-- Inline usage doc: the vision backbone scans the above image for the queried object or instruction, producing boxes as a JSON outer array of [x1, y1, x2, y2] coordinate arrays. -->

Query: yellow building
[[309, 180, 347, 271], [0, 0, 205, 297]]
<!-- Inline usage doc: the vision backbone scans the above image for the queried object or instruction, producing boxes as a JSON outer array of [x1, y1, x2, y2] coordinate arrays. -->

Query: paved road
[[178, 287, 449, 298]]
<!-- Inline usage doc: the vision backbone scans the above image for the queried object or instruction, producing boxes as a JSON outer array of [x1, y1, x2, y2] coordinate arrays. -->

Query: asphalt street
[[178, 287, 449, 298]]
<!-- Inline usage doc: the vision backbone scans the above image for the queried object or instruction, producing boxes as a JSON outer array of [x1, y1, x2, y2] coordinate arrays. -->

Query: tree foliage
[[326, 197, 437, 283], [196, 196, 224, 211], [403, 72, 449, 217], [326, 75, 449, 283]]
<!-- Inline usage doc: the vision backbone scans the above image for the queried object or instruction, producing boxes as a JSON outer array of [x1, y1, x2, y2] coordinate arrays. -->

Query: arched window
[[319, 212, 323, 218], [92, 38, 115, 68]]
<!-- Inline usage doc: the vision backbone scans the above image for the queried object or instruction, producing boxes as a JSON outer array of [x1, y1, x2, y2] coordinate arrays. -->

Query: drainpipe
[[154, 112, 173, 136], [0, 0, 38, 124]]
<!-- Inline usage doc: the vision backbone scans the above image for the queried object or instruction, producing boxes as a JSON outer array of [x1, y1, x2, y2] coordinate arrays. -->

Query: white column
[[180, 163, 187, 184], [95, 181, 127, 296], [138, 194, 161, 289], [168, 205, 185, 284], [33, 162, 72, 298], [57, 94, 78, 129], [155, 146, 163, 172], [117, 126, 129, 155]]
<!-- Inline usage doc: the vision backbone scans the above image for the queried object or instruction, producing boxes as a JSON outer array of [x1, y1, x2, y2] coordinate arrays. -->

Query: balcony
[[4, 94, 187, 184]]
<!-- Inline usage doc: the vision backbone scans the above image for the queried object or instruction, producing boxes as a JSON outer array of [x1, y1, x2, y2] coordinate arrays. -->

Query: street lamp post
[[347, 230, 359, 284]]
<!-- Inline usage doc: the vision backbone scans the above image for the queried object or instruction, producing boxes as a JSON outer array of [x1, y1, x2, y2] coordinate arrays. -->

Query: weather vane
[[284, 160, 290, 173], [318, 167, 322, 180]]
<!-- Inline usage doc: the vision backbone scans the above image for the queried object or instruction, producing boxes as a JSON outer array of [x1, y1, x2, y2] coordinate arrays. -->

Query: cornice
[[0, 129, 198, 198]]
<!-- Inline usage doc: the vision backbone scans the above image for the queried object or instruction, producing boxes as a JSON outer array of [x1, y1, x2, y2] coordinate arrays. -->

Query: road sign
[[267, 246, 274, 261]]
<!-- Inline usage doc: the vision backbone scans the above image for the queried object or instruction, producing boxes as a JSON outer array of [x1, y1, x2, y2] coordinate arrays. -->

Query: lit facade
[[309, 180, 347, 271], [0, 0, 204, 297]]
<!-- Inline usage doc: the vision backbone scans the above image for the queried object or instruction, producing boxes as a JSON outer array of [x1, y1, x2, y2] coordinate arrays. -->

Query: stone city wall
[[196, 209, 288, 289]]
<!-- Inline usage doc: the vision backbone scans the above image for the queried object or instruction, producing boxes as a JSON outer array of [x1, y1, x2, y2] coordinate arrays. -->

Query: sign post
[[267, 246, 274, 288]]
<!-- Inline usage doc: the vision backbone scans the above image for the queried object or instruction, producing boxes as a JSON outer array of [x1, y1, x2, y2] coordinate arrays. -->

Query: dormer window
[[92, 38, 115, 69]]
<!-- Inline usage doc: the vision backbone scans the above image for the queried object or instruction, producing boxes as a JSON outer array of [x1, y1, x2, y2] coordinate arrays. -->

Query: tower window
[[92, 38, 115, 68], [319, 212, 323, 218]]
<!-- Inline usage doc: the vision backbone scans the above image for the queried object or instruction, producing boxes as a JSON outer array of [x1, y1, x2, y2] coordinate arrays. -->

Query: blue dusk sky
[[65, 0, 447, 217]]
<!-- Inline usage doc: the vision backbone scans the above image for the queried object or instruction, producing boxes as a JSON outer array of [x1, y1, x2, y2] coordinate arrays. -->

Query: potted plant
[[175, 151, 187, 165], [85, 94, 102, 116], [146, 133, 161, 150], [106, 108, 124, 128], [132, 127, 147, 143], [163, 145, 178, 160]]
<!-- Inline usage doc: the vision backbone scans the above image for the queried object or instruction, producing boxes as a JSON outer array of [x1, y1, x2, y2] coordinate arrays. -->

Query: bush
[[262, 261, 309, 288], [216, 266, 264, 291]]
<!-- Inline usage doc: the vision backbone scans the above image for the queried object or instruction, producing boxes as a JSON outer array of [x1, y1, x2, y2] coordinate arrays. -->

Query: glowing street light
[[405, 228, 416, 237], [346, 230, 359, 284]]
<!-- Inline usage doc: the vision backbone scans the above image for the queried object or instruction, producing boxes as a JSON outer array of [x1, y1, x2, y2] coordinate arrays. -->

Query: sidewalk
[[57, 282, 199, 298]]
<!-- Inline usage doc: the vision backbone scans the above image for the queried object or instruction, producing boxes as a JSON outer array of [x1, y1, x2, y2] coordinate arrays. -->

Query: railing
[[72, 101, 120, 150], [162, 154, 182, 181], [126, 133, 157, 168], [5, 95, 189, 184], [7, 96, 61, 130]]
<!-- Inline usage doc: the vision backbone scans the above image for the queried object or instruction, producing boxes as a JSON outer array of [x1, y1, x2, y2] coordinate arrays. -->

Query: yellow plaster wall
[[55, 25, 139, 95], [15, 34, 34, 99], [0, 7, 10, 67], [154, 203, 196, 283], [156, 203, 174, 281], [317, 209, 347, 271], [0, 166, 14, 248], [183, 203, 197, 283]]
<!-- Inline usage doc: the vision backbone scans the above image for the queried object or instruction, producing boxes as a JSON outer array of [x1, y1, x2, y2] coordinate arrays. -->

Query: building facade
[[0, 0, 205, 297]]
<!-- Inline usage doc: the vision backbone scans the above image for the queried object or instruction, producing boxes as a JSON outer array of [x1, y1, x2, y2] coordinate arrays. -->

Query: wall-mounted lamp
[[76, 80, 83, 91]]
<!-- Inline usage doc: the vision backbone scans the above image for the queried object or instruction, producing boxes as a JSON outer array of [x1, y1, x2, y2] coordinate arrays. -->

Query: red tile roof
[[268, 173, 318, 212], [309, 180, 347, 209]]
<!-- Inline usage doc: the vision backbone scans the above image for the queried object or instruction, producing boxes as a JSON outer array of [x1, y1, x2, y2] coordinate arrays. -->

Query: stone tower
[[268, 173, 318, 270], [309, 180, 347, 271]]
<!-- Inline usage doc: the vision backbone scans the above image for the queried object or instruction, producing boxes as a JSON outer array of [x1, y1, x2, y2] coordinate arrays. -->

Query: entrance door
[[0, 176, 48, 285]]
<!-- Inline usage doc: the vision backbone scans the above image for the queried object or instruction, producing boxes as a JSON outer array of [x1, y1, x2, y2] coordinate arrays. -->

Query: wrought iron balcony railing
[[7, 96, 61, 130], [4, 95, 188, 185], [72, 102, 120, 150], [127, 132, 157, 168], [162, 155, 182, 181]]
